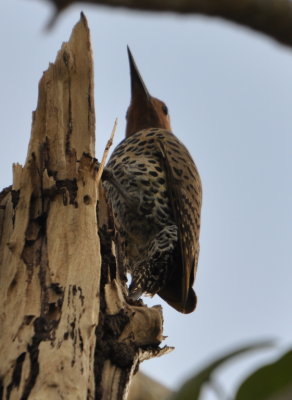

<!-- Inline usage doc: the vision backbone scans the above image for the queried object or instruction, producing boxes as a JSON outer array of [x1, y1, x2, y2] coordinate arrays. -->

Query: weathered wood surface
[[0, 13, 169, 400], [0, 14, 99, 400]]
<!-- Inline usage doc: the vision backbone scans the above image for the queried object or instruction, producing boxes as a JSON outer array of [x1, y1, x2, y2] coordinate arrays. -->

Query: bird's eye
[[162, 104, 168, 115]]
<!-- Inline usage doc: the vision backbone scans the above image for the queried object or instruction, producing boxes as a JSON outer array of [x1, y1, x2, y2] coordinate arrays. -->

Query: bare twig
[[96, 118, 117, 185], [47, 0, 292, 49]]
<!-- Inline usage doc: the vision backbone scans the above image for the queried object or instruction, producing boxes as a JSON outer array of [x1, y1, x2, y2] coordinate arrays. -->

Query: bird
[[103, 47, 202, 313]]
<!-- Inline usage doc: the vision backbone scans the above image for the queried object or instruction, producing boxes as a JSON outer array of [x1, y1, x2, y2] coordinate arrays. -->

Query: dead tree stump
[[0, 14, 170, 400]]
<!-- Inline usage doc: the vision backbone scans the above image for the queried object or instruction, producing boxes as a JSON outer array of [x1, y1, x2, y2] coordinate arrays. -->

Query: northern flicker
[[103, 48, 202, 313]]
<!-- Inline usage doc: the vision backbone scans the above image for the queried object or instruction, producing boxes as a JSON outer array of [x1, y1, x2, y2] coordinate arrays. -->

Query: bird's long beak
[[127, 46, 151, 102]]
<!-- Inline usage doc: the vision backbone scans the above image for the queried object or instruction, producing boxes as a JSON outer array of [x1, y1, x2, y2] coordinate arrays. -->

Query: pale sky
[[1, 1, 292, 399]]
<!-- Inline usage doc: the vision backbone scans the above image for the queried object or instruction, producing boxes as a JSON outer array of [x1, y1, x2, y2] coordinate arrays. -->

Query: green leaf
[[170, 340, 275, 400], [235, 349, 292, 400]]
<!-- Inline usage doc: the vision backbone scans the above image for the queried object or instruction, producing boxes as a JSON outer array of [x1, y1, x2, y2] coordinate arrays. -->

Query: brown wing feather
[[156, 133, 202, 313]]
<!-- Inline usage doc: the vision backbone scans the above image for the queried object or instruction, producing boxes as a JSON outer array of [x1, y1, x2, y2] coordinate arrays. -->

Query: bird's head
[[126, 47, 171, 138]]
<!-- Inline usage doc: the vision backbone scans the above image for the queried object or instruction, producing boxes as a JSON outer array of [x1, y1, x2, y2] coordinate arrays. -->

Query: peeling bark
[[0, 13, 170, 400]]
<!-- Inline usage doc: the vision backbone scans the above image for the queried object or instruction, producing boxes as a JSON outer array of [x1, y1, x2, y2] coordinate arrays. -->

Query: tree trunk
[[0, 14, 170, 400]]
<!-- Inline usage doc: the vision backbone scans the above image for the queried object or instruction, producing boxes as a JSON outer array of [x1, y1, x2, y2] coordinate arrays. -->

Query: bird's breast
[[104, 129, 174, 241]]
